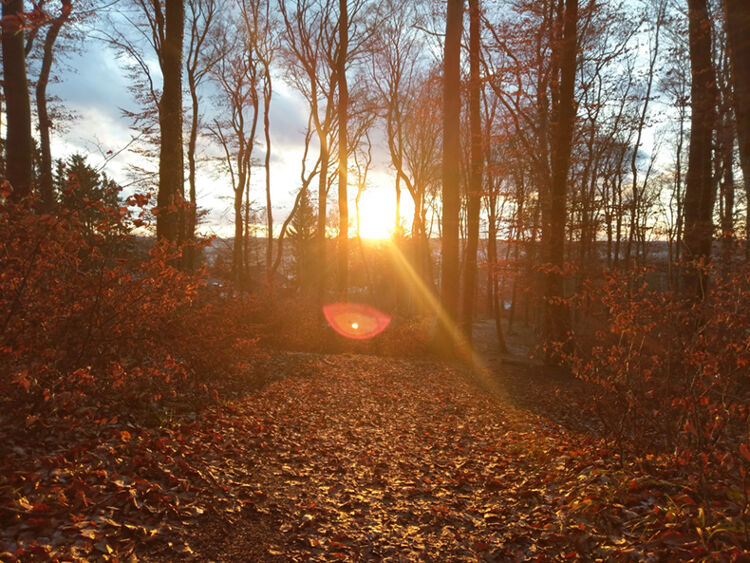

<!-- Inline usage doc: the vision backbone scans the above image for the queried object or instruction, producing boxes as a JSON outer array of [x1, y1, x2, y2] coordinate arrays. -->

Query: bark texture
[[2, 0, 33, 201], [440, 0, 463, 336], [683, 0, 717, 294], [156, 0, 186, 243], [461, 0, 482, 343], [544, 0, 577, 353]]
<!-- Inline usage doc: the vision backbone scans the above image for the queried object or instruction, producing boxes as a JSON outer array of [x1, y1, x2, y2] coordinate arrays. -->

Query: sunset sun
[[356, 188, 397, 240]]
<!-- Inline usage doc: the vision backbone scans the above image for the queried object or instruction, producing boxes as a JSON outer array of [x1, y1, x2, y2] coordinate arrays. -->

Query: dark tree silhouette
[[461, 0, 482, 343], [683, 0, 717, 296], [337, 0, 349, 297], [543, 0, 577, 356], [35, 0, 73, 211], [723, 0, 750, 255], [156, 0, 186, 243], [439, 0, 463, 351], [2, 0, 34, 200]]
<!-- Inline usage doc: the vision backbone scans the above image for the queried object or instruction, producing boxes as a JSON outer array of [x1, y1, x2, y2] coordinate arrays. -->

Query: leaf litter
[[2, 353, 747, 561]]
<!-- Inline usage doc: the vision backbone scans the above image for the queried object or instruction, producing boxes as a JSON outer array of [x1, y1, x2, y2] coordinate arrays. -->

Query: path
[[144, 350, 647, 561]]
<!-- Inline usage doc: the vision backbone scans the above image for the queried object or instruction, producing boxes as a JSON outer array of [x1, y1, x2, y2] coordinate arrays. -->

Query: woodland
[[1, 0, 749, 560]]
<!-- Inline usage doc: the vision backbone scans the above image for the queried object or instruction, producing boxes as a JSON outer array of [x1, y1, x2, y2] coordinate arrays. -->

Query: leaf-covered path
[[147, 353, 675, 562], [4, 334, 737, 560]]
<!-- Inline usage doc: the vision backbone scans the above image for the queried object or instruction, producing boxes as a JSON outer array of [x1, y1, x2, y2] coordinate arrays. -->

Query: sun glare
[[357, 189, 396, 240]]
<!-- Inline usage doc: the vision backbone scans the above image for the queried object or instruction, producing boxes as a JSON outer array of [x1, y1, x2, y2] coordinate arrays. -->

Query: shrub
[[562, 265, 750, 509], [0, 192, 263, 432]]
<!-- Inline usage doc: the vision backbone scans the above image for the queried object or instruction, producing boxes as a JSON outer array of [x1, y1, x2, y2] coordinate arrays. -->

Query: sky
[[47, 31, 405, 239]]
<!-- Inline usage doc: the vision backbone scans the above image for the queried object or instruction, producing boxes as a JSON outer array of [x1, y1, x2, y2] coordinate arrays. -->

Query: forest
[[1, 0, 749, 560]]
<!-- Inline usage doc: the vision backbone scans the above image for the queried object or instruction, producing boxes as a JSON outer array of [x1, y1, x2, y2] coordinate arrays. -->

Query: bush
[[0, 193, 263, 432], [562, 265, 750, 512]]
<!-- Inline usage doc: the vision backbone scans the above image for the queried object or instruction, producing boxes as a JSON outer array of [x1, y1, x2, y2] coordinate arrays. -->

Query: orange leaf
[[120, 430, 131, 442]]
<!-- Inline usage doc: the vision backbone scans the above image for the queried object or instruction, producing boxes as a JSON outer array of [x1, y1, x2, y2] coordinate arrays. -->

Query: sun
[[356, 188, 396, 240]]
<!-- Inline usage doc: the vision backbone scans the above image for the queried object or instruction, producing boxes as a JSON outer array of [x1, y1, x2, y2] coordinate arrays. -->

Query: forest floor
[[1, 322, 739, 561]]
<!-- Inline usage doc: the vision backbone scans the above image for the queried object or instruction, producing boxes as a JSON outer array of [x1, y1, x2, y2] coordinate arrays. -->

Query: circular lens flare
[[323, 303, 391, 340]]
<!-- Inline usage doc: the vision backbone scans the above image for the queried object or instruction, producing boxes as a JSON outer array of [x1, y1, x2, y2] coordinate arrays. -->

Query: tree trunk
[[337, 0, 349, 298], [233, 189, 244, 282], [185, 77, 199, 268], [263, 68, 273, 279], [35, 1, 71, 211], [461, 0, 482, 344], [156, 0, 186, 244], [2, 0, 33, 201], [438, 0, 463, 352], [316, 142, 329, 301], [683, 0, 717, 296], [544, 0, 577, 358], [723, 0, 750, 259]]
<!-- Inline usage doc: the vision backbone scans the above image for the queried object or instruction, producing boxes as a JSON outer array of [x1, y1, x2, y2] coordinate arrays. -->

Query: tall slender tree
[[2, 0, 34, 200], [543, 0, 577, 354], [184, 0, 220, 266], [156, 0, 186, 243], [35, 0, 72, 211], [336, 0, 349, 297], [723, 0, 750, 256], [278, 0, 339, 301], [683, 0, 717, 295], [209, 7, 261, 283], [461, 0, 482, 342], [439, 0, 463, 350]]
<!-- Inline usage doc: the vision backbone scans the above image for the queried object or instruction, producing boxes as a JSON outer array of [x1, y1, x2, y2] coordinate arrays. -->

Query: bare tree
[[543, 0, 578, 354], [184, 0, 221, 265], [33, 0, 73, 210], [270, 113, 322, 279], [369, 0, 424, 237], [209, 6, 261, 282], [278, 0, 339, 300]]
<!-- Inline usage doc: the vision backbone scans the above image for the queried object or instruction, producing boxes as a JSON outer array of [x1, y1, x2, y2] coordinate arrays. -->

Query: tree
[[369, 0, 423, 237], [209, 4, 261, 284], [55, 153, 129, 243], [184, 0, 221, 267], [250, 0, 276, 277], [723, 0, 750, 256], [683, 0, 717, 296], [543, 0, 578, 355], [278, 0, 339, 300], [461, 0, 482, 342], [270, 112, 321, 280], [2, 0, 34, 200], [33, 0, 73, 211], [438, 0, 463, 351], [278, 0, 372, 300], [336, 0, 349, 298], [288, 185, 316, 291], [156, 0, 186, 244]]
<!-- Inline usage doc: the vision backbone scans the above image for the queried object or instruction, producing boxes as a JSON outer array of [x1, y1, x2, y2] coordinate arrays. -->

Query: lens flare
[[323, 303, 391, 340]]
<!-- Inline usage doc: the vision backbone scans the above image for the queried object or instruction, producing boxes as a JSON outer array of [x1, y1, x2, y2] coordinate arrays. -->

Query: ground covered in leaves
[[2, 352, 748, 561]]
